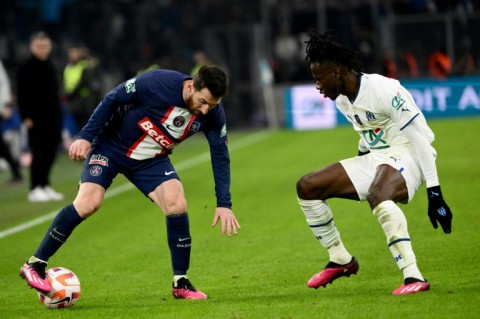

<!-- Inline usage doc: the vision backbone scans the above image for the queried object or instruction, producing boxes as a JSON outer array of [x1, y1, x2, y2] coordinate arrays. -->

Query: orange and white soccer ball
[[37, 267, 81, 309]]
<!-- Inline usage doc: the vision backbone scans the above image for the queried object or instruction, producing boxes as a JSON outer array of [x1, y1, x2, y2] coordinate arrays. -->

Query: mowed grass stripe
[[0, 130, 273, 239]]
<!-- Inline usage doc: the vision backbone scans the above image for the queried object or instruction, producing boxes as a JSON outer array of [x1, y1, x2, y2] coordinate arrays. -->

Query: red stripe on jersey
[[161, 106, 175, 123], [180, 115, 197, 140]]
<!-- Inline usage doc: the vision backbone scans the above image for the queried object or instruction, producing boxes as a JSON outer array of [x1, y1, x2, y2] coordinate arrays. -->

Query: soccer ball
[[37, 267, 81, 309]]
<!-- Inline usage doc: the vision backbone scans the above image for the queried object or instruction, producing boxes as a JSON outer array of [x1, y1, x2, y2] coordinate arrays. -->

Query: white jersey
[[336, 73, 434, 152]]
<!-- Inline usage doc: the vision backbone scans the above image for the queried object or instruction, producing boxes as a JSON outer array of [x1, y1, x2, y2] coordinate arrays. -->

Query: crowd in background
[[0, 0, 479, 190], [0, 0, 478, 86]]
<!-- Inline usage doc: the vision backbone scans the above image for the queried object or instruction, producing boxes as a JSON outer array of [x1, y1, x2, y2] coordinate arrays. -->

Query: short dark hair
[[305, 30, 365, 73], [193, 65, 228, 98], [30, 31, 50, 43]]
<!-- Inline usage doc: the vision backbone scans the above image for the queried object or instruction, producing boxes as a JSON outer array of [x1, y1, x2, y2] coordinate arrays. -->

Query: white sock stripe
[[309, 217, 334, 227], [388, 238, 411, 247]]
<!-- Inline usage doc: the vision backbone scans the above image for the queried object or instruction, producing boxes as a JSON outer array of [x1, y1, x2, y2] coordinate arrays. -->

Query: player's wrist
[[427, 185, 443, 202], [217, 203, 232, 209]]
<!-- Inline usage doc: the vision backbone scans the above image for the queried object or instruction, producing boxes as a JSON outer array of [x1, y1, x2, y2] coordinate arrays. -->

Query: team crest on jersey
[[173, 116, 185, 127], [190, 121, 200, 133], [90, 165, 103, 176], [366, 111, 376, 121], [89, 154, 109, 166], [125, 78, 136, 93]]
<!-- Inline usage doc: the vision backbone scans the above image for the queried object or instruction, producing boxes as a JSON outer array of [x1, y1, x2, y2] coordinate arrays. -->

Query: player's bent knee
[[73, 199, 102, 218], [366, 188, 387, 210], [296, 175, 317, 199], [163, 199, 187, 215]]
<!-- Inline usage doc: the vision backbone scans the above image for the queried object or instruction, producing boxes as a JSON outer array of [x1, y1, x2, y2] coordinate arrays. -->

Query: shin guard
[[373, 200, 416, 271], [298, 198, 341, 249]]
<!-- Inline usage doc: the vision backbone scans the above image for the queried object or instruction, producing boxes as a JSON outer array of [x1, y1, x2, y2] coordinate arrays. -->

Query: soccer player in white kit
[[296, 31, 453, 295]]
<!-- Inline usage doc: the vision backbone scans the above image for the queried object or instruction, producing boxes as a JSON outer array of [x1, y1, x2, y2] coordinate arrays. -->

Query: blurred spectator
[[0, 58, 23, 184], [455, 36, 476, 76], [137, 61, 160, 75], [16, 31, 64, 202], [63, 45, 100, 132], [427, 50, 452, 79], [382, 51, 398, 78], [136, 45, 160, 76], [190, 51, 212, 76], [1, 104, 23, 164], [273, 26, 299, 82], [395, 47, 420, 79], [455, 49, 475, 76], [400, 52, 420, 78]]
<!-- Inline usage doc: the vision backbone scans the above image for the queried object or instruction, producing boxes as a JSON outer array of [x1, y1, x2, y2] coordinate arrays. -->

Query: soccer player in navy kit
[[20, 65, 240, 300], [296, 31, 452, 295]]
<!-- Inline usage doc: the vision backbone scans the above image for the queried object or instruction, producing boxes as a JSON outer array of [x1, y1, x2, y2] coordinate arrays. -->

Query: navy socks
[[34, 204, 84, 262], [166, 213, 191, 276]]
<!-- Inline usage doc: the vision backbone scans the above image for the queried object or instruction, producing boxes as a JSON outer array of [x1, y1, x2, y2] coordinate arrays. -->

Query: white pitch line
[[0, 130, 273, 239]]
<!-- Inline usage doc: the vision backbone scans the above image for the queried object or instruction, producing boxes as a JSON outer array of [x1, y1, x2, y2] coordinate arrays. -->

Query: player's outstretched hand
[[427, 186, 452, 234], [212, 207, 241, 237], [69, 139, 92, 161]]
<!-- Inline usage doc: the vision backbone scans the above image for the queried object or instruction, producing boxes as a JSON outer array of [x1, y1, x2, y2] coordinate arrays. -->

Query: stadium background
[[0, 0, 479, 129], [1, 2, 480, 317]]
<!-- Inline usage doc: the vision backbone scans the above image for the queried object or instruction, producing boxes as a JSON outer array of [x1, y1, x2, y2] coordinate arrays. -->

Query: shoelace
[[175, 278, 197, 291]]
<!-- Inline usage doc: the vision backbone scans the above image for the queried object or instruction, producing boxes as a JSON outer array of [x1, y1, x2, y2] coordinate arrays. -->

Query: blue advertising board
[[285, 77, 480, 129]]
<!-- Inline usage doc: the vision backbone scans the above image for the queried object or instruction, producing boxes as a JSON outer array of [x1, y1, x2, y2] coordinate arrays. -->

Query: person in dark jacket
[[17, 31, 64, 202]]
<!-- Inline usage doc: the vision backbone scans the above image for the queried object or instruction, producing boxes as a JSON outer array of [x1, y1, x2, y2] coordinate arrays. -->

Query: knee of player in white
[[373, 200, 417, 270]]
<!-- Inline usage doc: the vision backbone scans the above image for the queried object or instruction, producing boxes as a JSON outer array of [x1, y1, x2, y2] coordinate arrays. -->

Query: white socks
[[298, 198, 352, 264], [373, 200, 424, 281]]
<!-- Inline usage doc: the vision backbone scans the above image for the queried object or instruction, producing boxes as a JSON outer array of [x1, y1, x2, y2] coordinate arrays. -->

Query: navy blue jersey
[[76, 69, 231, 208]]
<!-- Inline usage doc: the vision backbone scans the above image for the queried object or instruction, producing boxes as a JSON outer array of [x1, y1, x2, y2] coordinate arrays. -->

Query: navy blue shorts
[[80, 142, 180, 196]]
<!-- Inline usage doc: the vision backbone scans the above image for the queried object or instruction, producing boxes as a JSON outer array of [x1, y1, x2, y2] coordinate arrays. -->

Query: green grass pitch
[[0, 117, 479, 318]]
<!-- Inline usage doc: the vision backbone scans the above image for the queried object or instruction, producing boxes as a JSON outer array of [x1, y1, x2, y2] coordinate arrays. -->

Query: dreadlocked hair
[[305, 30, 365, 73]]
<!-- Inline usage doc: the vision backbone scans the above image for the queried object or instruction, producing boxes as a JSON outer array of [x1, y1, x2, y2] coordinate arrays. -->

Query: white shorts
[[339, 146, 424, 203]]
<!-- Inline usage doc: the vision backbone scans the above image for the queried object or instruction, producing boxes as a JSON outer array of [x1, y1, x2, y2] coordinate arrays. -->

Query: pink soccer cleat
[[19, 261, 52, 293], [392, 278, 430, 295], [172, 277, 207, 300], [308, 257, 359, 289]]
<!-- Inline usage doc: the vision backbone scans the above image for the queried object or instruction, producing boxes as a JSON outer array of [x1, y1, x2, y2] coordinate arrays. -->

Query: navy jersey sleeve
[[76, 78, 140, 142], [204, 104, 232, 209]]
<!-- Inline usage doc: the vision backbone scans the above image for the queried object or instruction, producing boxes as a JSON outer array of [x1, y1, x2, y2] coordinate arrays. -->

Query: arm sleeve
[[204, 105, 232, 208], [76, 80, 139, 142], [208, 141, 232, 208], [402, 120, 439, 187]]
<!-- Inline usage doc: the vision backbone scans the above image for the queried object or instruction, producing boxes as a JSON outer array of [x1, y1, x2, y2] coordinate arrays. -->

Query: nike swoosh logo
[[165, 171, 176, 176], [53, 227, 66, 236], [51, 297, 71, 305], [178, 237, 190, 242], [165, 124, 182, 133]]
